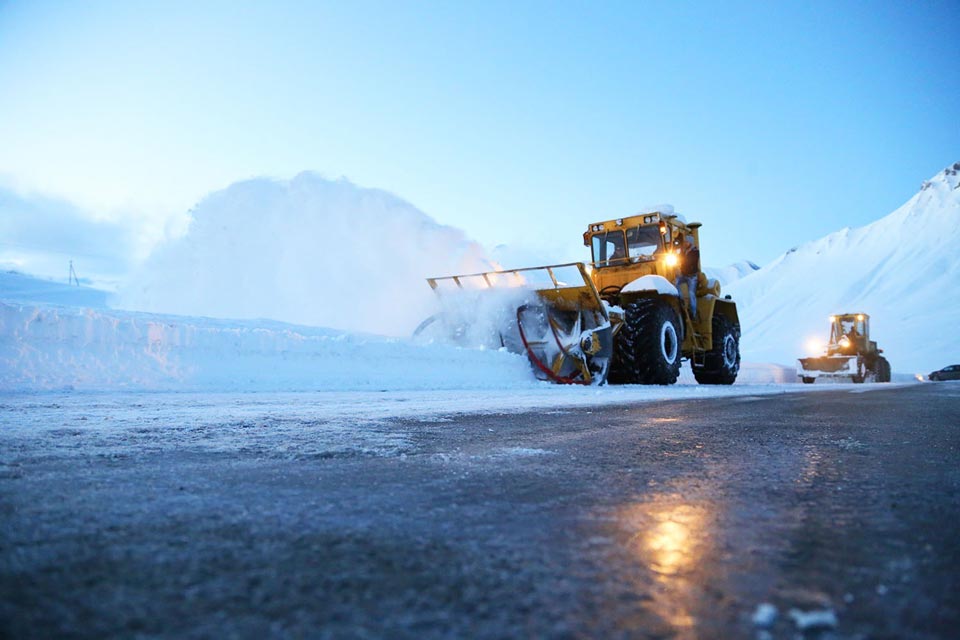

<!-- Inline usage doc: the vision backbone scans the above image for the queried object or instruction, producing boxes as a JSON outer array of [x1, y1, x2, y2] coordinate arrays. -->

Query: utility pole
[[69, 260, 79, 286]]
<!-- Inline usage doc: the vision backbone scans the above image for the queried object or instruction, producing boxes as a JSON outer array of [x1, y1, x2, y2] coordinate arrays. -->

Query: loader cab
[[585, 213, 682, 268], [829, 313, 869, 354]]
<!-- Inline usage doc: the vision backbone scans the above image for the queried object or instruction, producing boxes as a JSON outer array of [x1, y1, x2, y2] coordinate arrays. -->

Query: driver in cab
[[675, 234, 700, 319]]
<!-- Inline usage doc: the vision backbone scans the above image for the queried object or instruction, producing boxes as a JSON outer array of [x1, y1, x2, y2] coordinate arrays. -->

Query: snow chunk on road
[[751, 603, 778, 627], [788, 608, 838, 630]]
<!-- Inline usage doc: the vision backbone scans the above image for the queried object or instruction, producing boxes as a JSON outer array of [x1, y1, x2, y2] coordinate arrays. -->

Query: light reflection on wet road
[[620, 497, 711, 632]]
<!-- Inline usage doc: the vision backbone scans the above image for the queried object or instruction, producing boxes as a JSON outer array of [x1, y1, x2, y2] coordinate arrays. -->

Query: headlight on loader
[[839, 336, 851, 349], [665, 253, 679, 267]]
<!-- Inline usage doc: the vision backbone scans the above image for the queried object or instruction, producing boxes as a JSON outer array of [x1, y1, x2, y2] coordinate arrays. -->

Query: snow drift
[[118, 173, 490, 336], [728, 162, 960, 373], [0, 301, 535, 392], [0, 297, 801, 392]]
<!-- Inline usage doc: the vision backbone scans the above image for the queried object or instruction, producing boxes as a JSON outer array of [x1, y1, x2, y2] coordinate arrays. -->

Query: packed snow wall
[[117, 173, 491, 336], [0, 302, 534, 392]]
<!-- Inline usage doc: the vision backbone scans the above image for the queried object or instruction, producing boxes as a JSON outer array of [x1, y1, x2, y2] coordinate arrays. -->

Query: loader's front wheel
[[693, 315, 741, 385], [610, 298, 681, 385]]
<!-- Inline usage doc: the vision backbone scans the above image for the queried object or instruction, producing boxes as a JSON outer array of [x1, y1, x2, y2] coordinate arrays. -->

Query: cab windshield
[[591, 231, 627, 265], [626, 225, 664, 259], [832, 316, 867, 343], [840, 317, 865, 336], [591, 225, 665, 265]]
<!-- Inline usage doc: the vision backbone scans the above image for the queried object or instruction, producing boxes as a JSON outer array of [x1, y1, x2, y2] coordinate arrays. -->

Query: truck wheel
[[610, 298, 681, 385], [693, 315, 741, 385], [801, 377, 816, 384], [877, 356, 891, 382]]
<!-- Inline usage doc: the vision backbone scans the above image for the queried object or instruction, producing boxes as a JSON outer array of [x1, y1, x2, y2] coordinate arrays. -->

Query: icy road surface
[[3, 382, 957, 639], [0, 382, 913, 463]]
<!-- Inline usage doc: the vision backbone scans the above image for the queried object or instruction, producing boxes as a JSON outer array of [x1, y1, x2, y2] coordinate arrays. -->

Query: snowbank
[[0, 298, 798, 392], [728, 162, 960, 374], [0, 302, 534, 392], [117, 173, 491, 337]]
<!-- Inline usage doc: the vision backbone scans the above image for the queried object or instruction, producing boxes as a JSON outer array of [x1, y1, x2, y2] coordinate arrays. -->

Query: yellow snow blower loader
[[416, 212, 740, 386], [797, 313, 891, 383]]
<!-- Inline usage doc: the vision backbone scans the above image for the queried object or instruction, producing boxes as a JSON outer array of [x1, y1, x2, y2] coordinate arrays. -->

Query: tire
[[693, 314, 741, 385], [801, 376, 816, 384], [877, 356, 891, 383], [609, 298, 682, 385]]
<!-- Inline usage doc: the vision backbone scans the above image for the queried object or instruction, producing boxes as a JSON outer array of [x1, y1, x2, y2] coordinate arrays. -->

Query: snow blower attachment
[[420, 263, 613, 384], [419, 211, 740, 386], [798, 313, 891, 384]]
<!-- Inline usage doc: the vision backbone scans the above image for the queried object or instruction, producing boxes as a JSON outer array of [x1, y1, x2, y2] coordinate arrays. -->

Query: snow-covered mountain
[[728, 162, 960, 374], [704, 261, 760, 288], [117, 173, 490, 336]]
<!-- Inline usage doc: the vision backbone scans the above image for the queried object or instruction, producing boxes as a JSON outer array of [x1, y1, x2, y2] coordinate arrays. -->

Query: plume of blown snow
[[117, 173, 491, 336], [728, 161, 960, 374]]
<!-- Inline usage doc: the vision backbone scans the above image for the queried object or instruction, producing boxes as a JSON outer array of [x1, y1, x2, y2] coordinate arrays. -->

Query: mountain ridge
[[728, 161, 960, 373]]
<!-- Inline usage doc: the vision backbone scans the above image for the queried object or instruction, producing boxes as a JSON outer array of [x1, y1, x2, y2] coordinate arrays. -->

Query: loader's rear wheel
[[609, 298, 681, 385], [693, 315, 741, 385], [877, 356, 891, 383]]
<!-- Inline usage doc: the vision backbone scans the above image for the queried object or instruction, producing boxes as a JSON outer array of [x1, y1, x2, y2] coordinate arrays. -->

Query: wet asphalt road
[[2, 383, 959, 639]]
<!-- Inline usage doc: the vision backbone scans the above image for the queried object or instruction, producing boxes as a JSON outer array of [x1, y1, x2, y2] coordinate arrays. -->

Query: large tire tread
[[609, 298, 681, 385], [693, 314, 741, 385], [877, 356, 891, 383]]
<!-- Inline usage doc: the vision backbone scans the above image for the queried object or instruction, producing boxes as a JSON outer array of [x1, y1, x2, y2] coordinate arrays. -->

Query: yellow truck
[[420, 211, 740, 386]]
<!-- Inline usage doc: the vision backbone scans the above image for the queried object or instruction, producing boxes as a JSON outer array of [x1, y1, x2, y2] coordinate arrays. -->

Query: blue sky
[[1, 0, 957, 270]]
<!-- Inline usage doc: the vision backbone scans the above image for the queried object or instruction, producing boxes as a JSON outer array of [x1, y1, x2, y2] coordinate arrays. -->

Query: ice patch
[[494, 447, 555, 457]]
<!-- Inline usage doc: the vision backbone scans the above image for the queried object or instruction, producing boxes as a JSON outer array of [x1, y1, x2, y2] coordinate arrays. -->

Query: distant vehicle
[[928, 365, 960, 381], [797, 313, 891, 384]]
